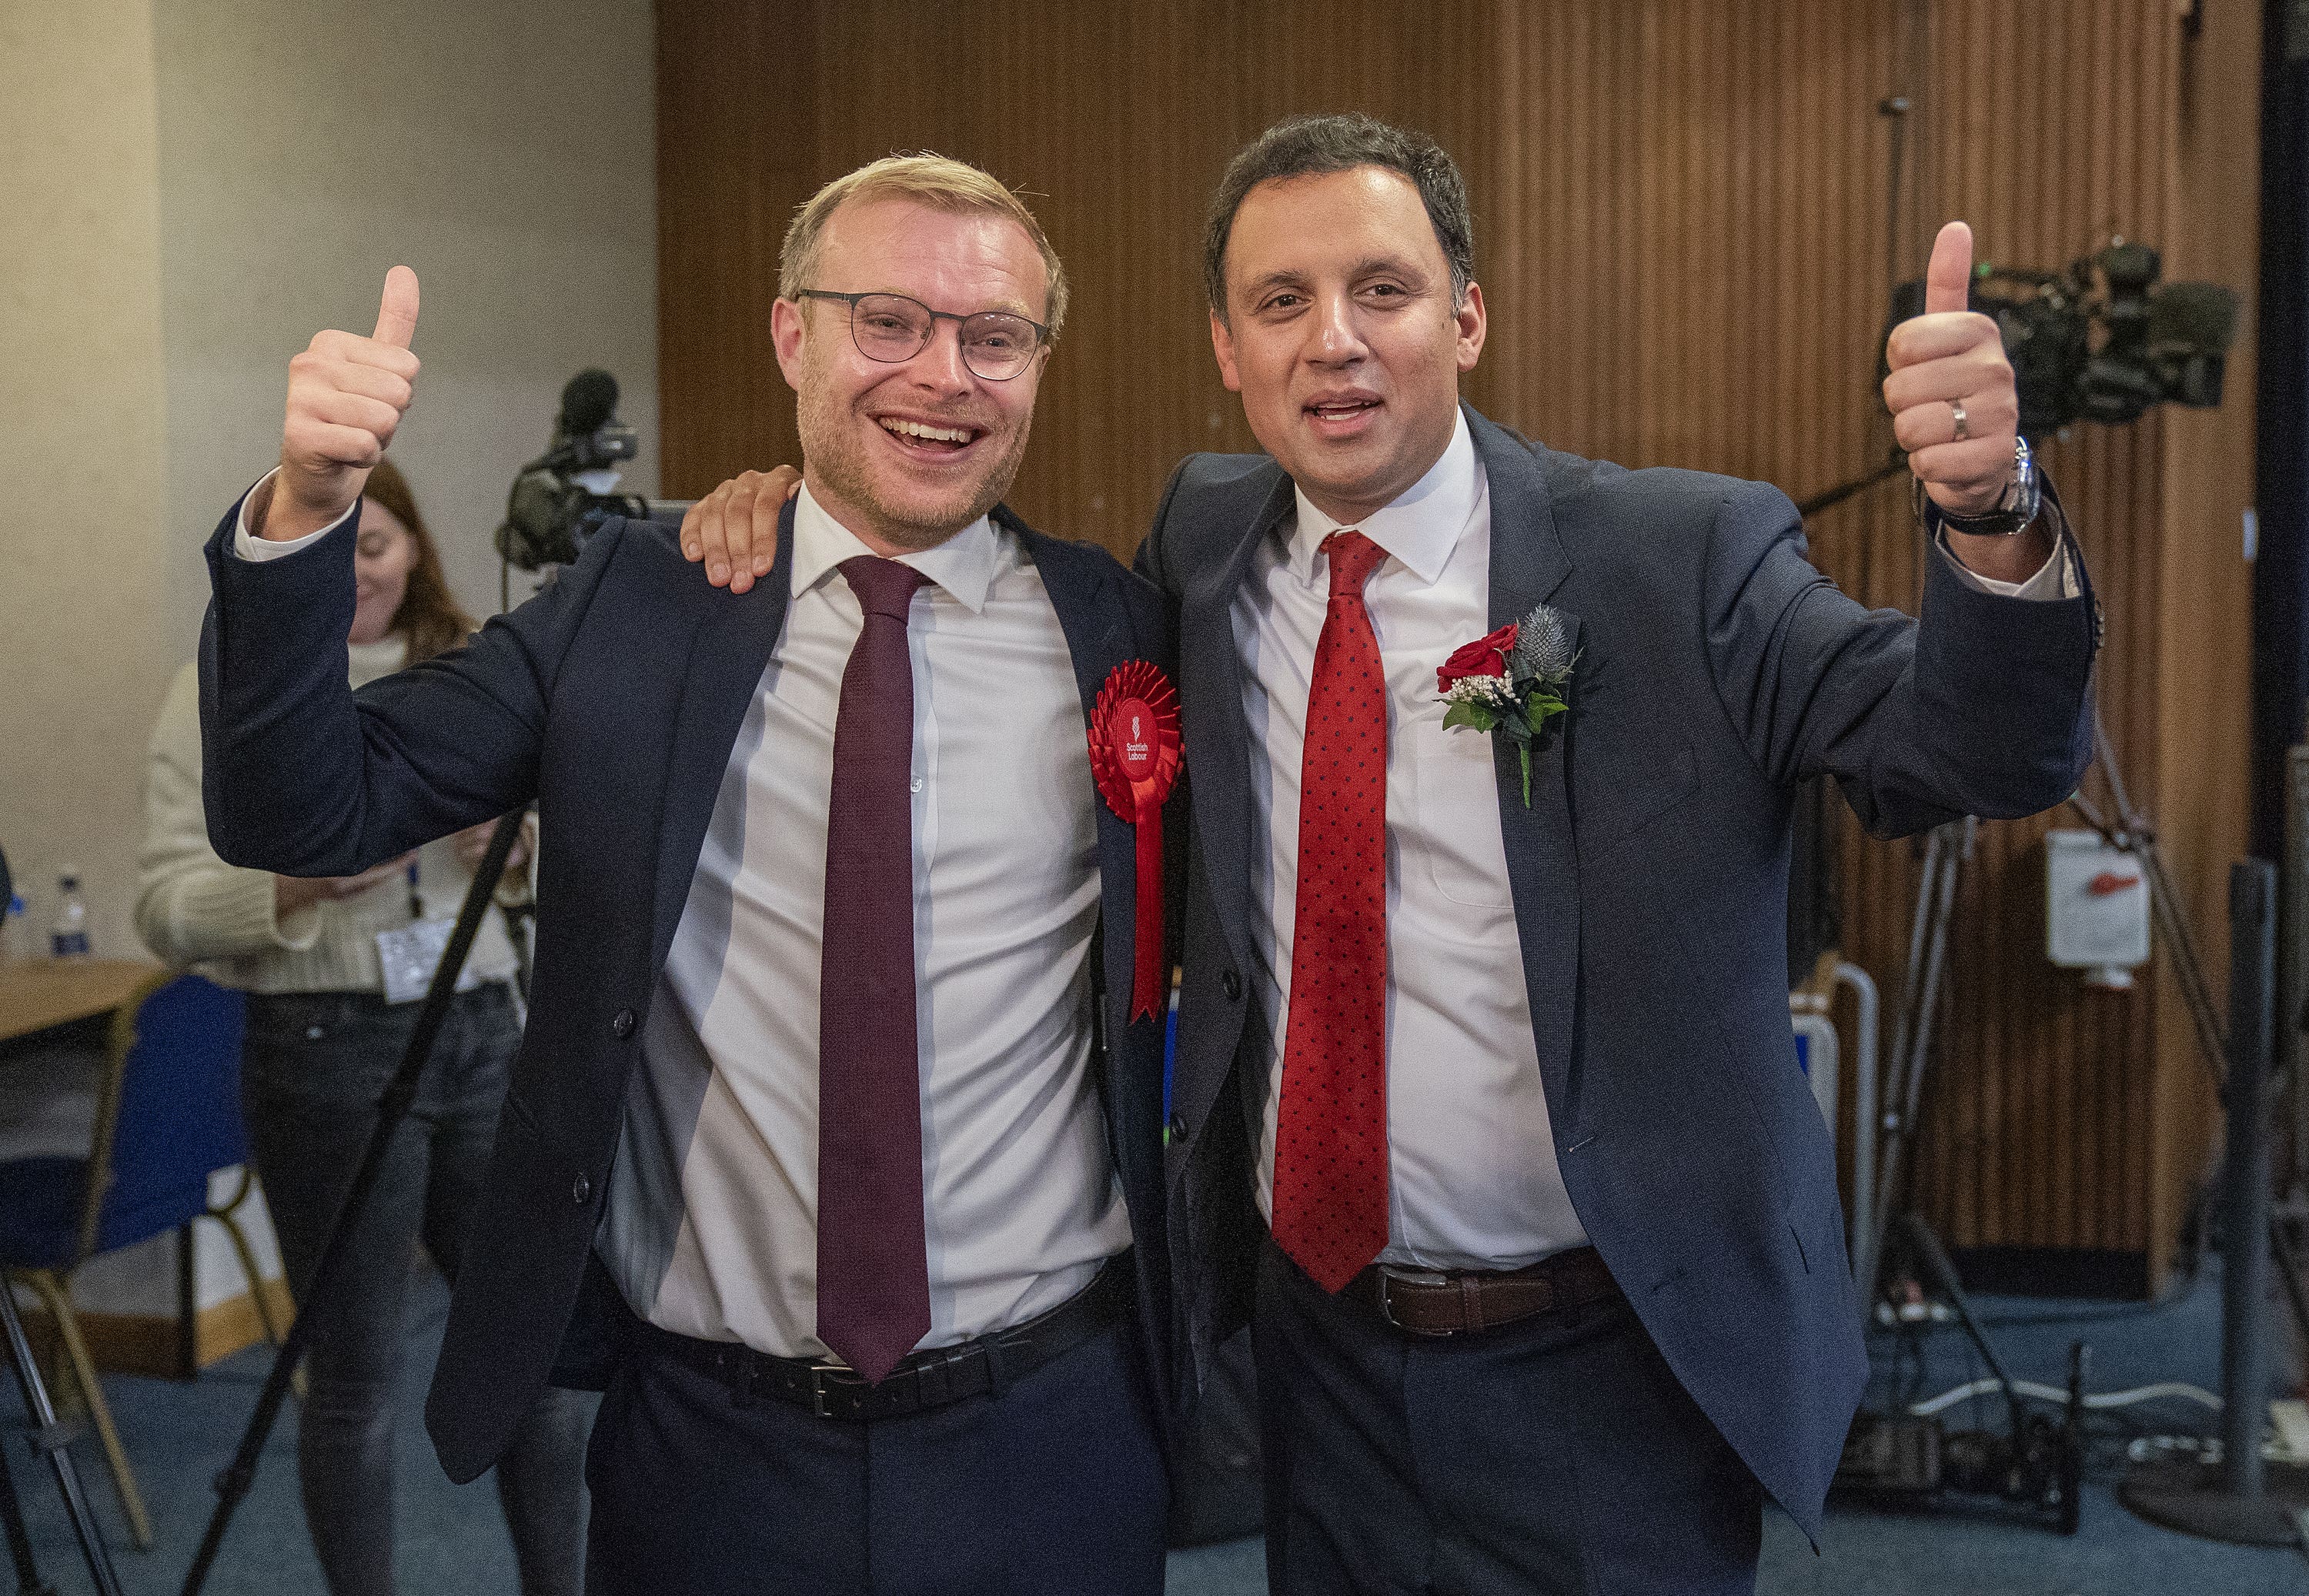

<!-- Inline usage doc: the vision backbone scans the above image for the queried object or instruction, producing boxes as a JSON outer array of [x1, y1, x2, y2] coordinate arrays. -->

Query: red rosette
[[1087, 660, 1182, 1022]]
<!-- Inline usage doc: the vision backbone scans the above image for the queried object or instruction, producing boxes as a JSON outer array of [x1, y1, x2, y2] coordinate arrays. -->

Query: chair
[[0, 970, 283, 1549]]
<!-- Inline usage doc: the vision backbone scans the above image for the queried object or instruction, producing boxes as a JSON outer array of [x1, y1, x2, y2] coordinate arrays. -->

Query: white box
[[2045, 829, 2150, 984]]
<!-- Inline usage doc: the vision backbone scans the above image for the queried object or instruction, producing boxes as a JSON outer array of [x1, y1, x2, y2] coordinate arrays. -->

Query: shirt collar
[[1283, 408, 1479, 587], [790, 482, 999, 615]]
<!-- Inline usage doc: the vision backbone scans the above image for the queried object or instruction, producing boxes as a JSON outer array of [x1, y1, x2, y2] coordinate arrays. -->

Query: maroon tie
[[1270, 529, 1392, 1292], [817, 554, 931, 1381]]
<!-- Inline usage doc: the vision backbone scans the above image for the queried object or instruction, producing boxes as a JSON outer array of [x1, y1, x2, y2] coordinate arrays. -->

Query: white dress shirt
[[1229, 414, 2069, 1272], [237, 478, 1131, 1359]]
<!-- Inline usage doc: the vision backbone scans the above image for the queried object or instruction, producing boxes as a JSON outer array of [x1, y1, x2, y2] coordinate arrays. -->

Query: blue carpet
[[7, 1264, 2304, 1593]]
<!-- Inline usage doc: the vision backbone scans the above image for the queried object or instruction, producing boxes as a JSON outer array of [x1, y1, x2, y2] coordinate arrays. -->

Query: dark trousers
[[1254, 1238, 1762, 1596], [242, 983, 590, 1596], [583, 1314, 1168, 1596]]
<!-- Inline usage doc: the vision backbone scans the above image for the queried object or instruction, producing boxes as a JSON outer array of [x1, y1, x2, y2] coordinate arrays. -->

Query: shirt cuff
[[234, 467, 358, 562], [1933, 513, 2079, 600]]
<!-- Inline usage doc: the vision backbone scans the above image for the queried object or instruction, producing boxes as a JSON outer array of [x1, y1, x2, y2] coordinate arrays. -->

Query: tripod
[[1858, 708, 2244, 1311], [2, 1263, 122, 1595], [178, 810, 528, 1596]]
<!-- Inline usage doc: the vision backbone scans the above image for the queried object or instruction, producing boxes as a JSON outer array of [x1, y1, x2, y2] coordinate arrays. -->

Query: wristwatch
[[1920, 436, 2041, 536]]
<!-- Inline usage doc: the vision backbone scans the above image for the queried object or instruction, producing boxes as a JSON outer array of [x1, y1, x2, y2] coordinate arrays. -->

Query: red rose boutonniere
[[1436, 603, 1576, 806]]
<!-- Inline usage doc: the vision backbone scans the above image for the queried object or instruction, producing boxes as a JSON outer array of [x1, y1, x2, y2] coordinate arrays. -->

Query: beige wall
[[0, 0, 177, 967], [2, 0, 657, 964], [2, 0, 657, 1316], [150, 0, 661, 653]]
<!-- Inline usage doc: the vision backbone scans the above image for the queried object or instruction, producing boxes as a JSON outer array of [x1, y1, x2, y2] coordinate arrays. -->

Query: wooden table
[[0, 958, 161, 1044]]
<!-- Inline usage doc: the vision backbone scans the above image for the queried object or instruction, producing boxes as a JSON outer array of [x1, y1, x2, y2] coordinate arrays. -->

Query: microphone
[[557, 368, 620, 439], [496, 366, 679, 571]]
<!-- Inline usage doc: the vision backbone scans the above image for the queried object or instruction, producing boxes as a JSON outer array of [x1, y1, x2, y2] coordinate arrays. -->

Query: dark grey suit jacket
[[201, 497, 1178, 1484], [1135, 405, 2098, 1538]]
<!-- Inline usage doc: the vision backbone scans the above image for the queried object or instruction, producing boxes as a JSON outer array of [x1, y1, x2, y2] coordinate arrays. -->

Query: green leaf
[[1496, 713, 1533, 744], [1442, 702, 1495, 733]]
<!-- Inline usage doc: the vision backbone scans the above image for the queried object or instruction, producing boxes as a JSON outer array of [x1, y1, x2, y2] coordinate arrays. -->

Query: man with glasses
[[197, 155, 1176, 1595], [685, 115, 2097, 1594]]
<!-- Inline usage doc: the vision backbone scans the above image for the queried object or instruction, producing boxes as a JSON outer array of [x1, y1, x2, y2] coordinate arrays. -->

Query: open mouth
[[877, 415, 985, 458], [1305, 396, 1382, 435]]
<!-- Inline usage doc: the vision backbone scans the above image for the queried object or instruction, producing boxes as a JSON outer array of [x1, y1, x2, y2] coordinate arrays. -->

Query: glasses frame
[[794, 289, 1049, 382]]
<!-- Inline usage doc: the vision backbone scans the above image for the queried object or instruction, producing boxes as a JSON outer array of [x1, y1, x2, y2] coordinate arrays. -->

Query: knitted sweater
[[134, 642, 523, 995]]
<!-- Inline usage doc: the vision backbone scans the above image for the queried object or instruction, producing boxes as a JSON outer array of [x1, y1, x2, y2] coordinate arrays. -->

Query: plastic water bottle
[[51, 870, 90, 958]]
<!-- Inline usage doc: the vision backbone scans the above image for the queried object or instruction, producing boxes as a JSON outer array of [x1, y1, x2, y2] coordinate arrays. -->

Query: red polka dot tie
[[1271, 529, 1392, 1294]]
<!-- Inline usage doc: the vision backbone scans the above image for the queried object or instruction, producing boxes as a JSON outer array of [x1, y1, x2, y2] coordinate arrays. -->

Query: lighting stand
[[2119, 861, 2309, 1541]]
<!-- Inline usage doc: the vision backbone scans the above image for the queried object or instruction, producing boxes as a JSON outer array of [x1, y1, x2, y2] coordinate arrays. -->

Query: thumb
[[372, 265, 420, 349], [1923, 222, 1973, 316]]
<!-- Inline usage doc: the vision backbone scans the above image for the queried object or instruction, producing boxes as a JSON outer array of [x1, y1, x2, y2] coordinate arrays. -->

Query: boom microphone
[[557, 368, 620, 439]]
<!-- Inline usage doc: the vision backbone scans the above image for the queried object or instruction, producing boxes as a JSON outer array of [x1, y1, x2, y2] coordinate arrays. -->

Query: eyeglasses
[[795, 289, 1048, 382]]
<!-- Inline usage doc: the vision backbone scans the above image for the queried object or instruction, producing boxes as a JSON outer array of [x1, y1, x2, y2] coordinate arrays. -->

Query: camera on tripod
[[493, 368, 655, 570], [1886, 238, 2240, 439]]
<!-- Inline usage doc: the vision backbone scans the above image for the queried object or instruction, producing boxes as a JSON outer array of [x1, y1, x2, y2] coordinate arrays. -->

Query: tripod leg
[[21, 1277, 149, 1551], [0, 1281, 123, 1596], [2274, 1213, 2309, 1353], [180, 807, 527, 1596], [1902, 1214, 2027, 1436], [0, 1441, 55, 1596]]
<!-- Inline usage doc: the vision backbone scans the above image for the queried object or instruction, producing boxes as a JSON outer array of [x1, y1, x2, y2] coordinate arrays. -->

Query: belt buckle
[[807, 1361, 859, 1420], [1376, 1265, 1455, 1335]]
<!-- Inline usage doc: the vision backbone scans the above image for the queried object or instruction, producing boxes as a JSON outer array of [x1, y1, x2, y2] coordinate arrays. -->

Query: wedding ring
[[1950, 399, 1970, 441]]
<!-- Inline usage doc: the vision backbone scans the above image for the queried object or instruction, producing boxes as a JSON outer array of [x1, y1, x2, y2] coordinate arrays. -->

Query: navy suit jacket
[[1134, 405, 2099, 1538], [200, 496, 1178, 1485]]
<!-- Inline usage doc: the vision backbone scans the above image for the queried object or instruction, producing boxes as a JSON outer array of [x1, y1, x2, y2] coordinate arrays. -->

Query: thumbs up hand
[[262, 266, 423, 540], [1882, 223, 2018, 517]]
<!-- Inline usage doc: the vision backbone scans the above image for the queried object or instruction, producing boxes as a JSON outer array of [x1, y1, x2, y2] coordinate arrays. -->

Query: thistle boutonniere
[[1435, 603, 1577, 806]]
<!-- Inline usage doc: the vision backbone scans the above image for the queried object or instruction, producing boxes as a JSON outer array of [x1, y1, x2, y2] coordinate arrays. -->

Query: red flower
[[1435, 622, 1519, 693]]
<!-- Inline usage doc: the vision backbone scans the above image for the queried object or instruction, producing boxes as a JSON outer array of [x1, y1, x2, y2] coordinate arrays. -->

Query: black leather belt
[[633, 1254, 1131, 1421]]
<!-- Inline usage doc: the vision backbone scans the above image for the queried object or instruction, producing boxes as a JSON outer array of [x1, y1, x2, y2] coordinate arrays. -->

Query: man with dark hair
[[685, 112, 2095, 1594]]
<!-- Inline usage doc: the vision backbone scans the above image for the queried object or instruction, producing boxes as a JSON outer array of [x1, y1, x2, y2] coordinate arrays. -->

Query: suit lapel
[[1470, 409, 1582, 1117], [1003, 510, 1143, 1026], [650, 502, 797, 970], [1182, 471, 1295, 974]]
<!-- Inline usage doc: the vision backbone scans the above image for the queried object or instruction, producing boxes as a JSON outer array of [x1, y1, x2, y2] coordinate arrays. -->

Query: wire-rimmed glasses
[[795, 289, 1048, 382]]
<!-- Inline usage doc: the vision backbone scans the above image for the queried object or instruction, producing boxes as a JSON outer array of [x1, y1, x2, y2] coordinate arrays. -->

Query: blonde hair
[[778, 153, 1068, 342]]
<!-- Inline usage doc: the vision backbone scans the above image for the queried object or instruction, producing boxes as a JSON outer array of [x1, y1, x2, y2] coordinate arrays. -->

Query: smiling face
[[772, 196, 1050, 555], [1211, 165, 1485, 526], [348, 498, 418, 646]]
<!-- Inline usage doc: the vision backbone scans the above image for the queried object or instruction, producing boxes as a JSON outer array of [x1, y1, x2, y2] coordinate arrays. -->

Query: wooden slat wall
[[657, 0, 2259, 1287]]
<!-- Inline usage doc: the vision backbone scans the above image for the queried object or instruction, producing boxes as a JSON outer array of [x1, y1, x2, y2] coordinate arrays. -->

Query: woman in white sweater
[[135, 459, 586, 1596]]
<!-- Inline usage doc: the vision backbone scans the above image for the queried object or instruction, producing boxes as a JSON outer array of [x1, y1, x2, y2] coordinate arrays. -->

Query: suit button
[[1221, 970, 1242, 1001], [571, 1174, 592, 1205], [610, 1009, 636, 1039], [1165, 1113, 1188, 1141]]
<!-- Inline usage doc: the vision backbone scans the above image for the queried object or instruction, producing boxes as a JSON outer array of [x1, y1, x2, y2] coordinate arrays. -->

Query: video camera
[[1889, 239, 2240, 439], [494, 369, 685, 569]]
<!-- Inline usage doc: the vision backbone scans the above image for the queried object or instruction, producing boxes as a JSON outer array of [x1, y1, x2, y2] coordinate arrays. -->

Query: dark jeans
[[583, 1312, 1169, 1596], [1254, 1238, 1763, 1596], [243, 983, 589, 1596]]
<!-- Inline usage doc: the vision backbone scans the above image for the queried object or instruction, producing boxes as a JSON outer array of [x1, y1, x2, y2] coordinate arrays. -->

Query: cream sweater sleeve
[[133, 662, 322, 964]]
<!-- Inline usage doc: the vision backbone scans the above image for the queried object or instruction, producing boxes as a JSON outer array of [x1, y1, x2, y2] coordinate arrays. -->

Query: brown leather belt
[[1343, 1245, 1619, 1337]]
